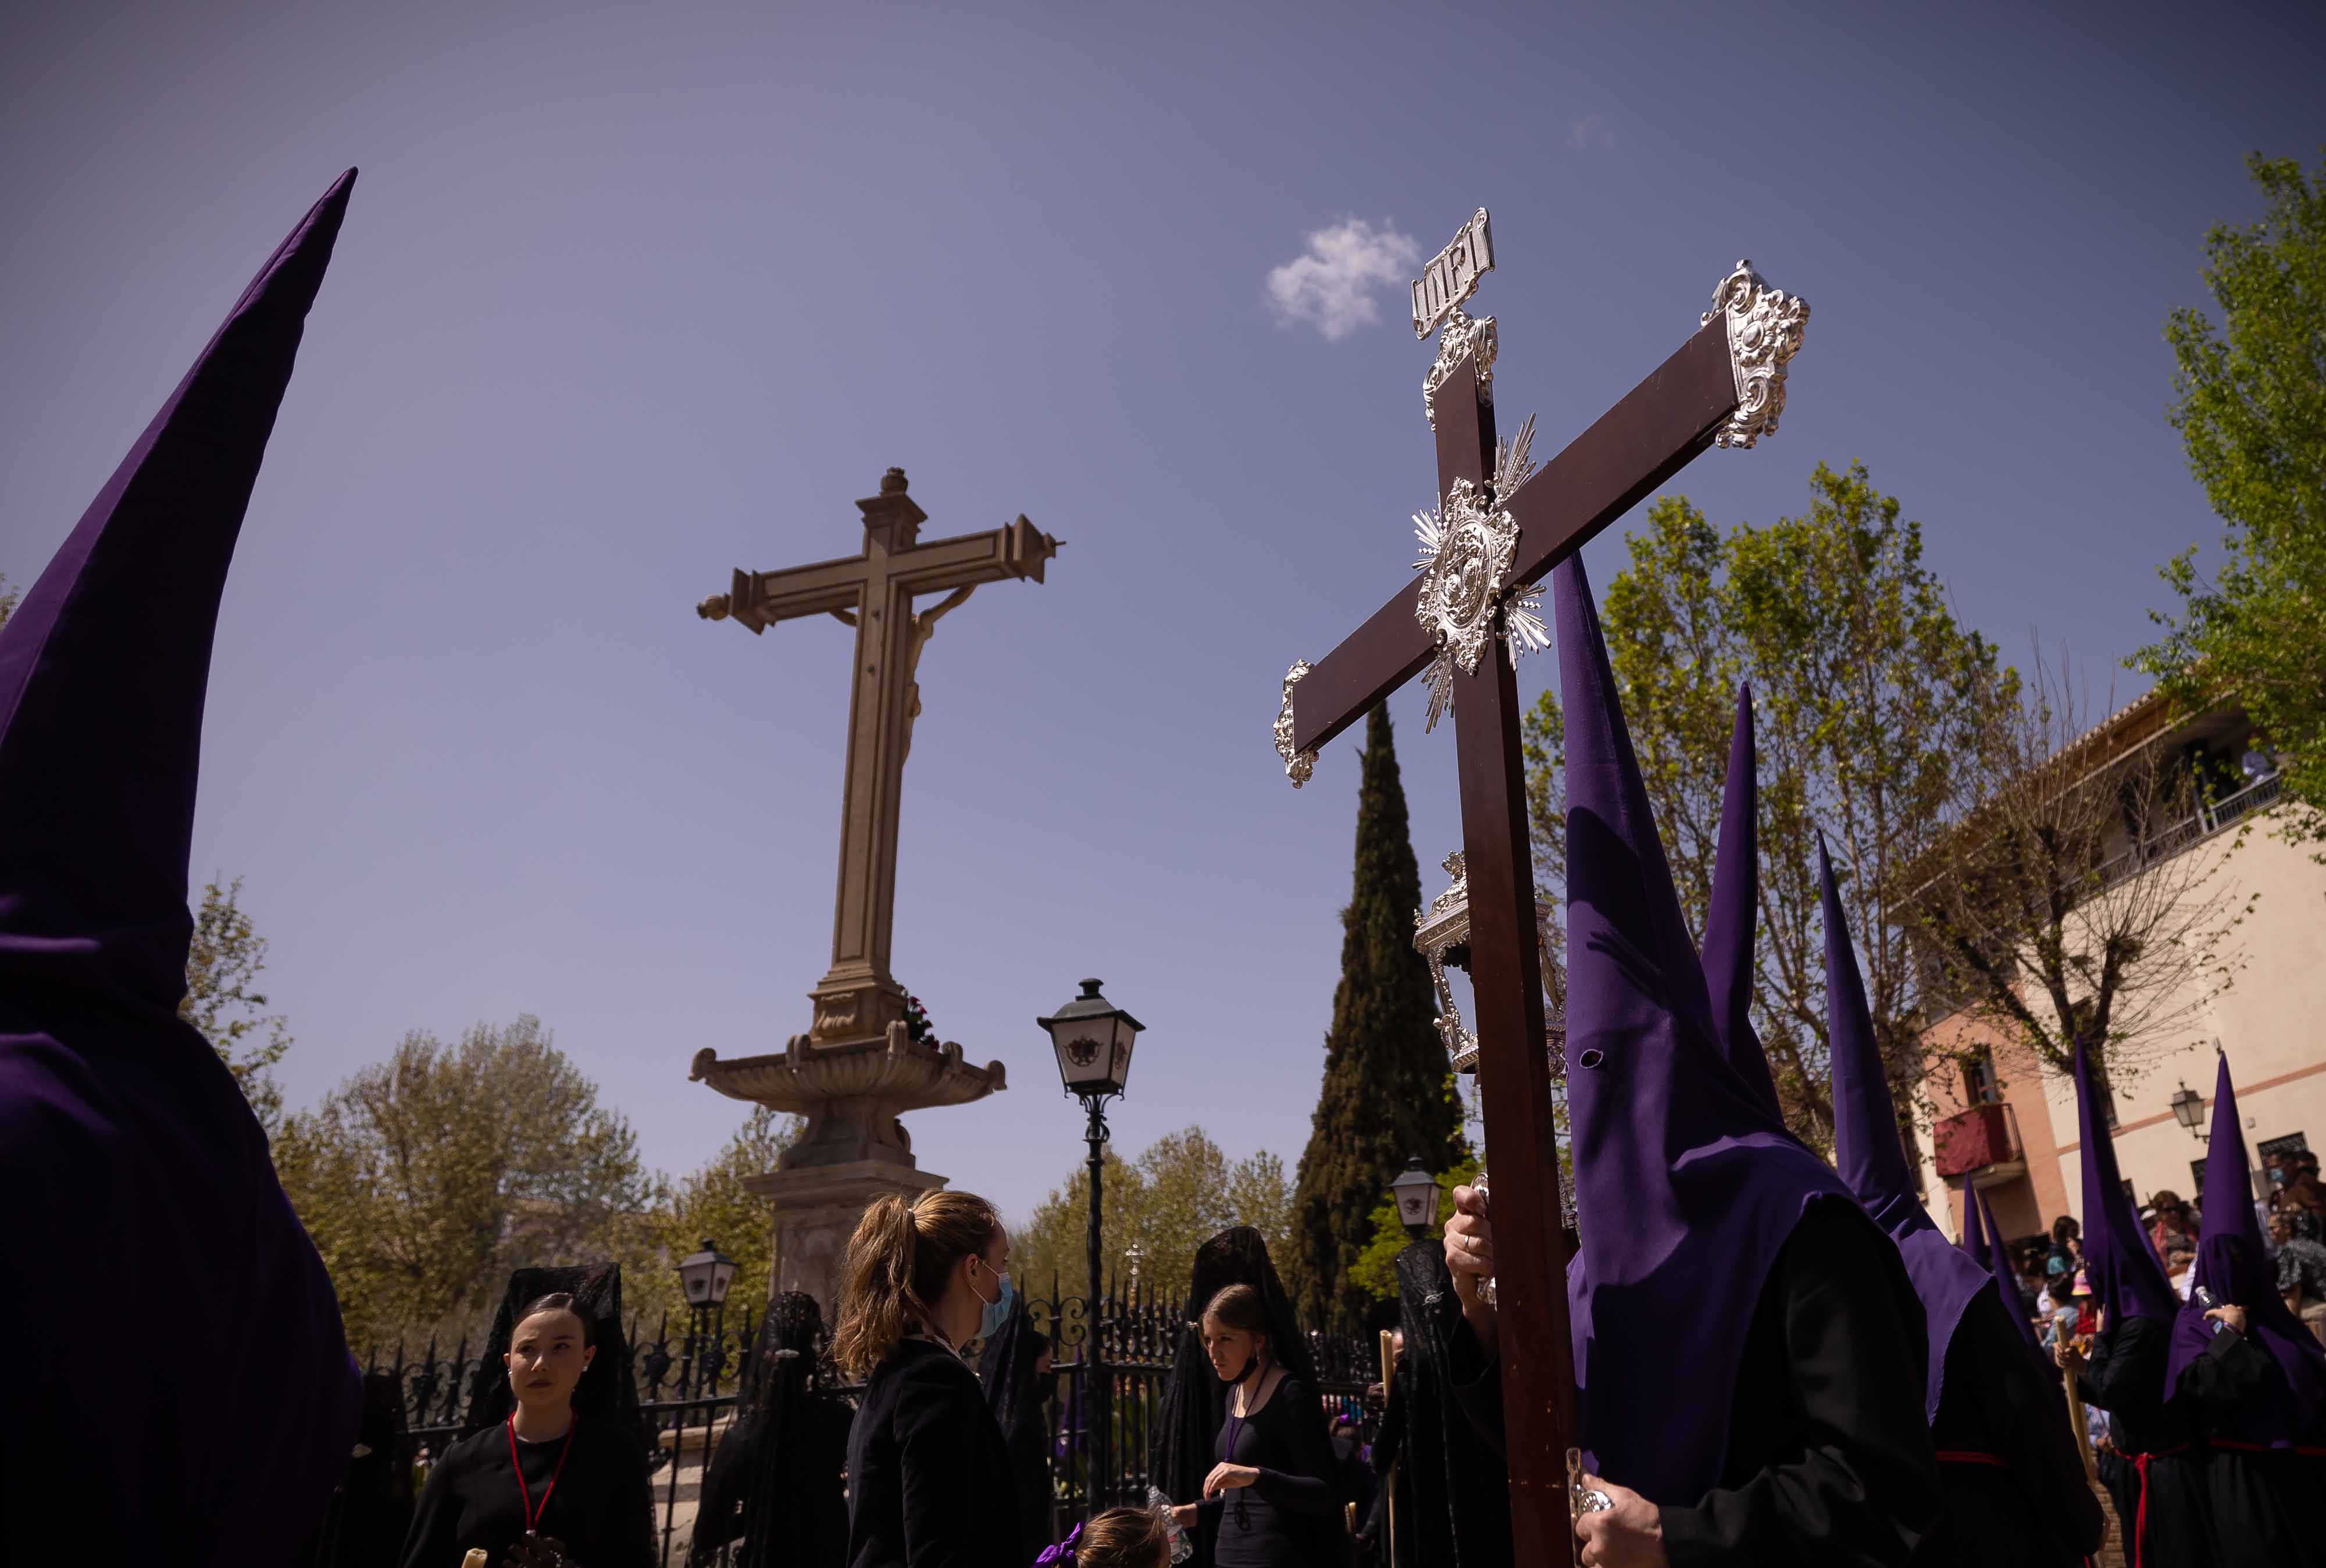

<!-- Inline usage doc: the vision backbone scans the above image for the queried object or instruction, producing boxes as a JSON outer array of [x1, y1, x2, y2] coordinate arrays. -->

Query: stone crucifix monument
[[689, 466, 1058, 1306]]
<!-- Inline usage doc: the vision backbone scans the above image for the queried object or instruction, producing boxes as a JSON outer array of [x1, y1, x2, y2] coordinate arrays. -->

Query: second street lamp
[[675, 1238, 738, 1399], [1039, 978, 1145, 1516], [1390, 1158, 1442, 1240]]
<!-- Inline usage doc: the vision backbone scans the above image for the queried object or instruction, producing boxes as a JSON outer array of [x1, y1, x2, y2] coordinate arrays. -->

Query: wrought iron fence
[[324, 1281, 1383, 1567]]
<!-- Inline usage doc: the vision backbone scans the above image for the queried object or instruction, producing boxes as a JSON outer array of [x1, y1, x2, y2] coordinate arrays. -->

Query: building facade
[[1911, 698, 2323, 1252]]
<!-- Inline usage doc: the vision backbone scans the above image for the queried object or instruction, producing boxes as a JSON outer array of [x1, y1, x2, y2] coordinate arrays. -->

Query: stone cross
[[1276, 211, 1806, 1565], [699, 467, 1058, 1044]]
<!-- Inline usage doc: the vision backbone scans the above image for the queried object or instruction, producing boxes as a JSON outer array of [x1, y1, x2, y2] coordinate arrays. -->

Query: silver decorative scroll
[[1274, 659, 1317, 788], [1413, 209, 1498, 431], [1411, 208, 1495, 339], [1411, 416, 1547, 731], [1703, 259, 1810, 450]]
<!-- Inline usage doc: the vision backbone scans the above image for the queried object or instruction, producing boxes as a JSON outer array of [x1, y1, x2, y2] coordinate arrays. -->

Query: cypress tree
[[1285, 704, 1467, 1329]]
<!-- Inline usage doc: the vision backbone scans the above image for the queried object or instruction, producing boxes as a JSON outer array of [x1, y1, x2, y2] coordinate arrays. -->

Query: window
[[1964, 1051, 2003, 1106], [2259, 1131, 2310, 1191], [2191, 1158, 2207, 1200]]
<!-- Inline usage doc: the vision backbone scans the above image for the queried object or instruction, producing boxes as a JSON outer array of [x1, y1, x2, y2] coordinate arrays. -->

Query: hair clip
[[1034, 1521, 1083, 1565]]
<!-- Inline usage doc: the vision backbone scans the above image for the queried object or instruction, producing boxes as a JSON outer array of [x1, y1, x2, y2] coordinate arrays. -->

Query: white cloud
[[1568, 113, 1615, 150], [1265, 217, 1422, 342]]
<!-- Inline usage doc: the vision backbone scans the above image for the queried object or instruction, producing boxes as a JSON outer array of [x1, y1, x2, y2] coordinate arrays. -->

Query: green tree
[[0, 572, 17, 630], [1524, 466, 2018, 1140], [275, 1016, 659, 1345], [2136, 149, 2326, 848], [1285, 705, 1467, 1329], [181, 876, 294, 1134], [650, 1106, 801, 1322], [1011, 1126, 1292, 1306]]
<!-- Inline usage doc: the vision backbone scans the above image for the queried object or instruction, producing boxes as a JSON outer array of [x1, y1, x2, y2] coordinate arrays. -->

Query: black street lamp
[[2171, 1081, 2207, 1141], [1390, 1158, 1443, 1240], [1039, 978, 1145, 1516], [676, 1238, 737, 1398]]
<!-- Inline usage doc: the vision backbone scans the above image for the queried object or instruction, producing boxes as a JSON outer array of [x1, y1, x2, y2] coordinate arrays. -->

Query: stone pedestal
[[691, 1019, 1007, 1312], [744, 1159, 948, 1306]]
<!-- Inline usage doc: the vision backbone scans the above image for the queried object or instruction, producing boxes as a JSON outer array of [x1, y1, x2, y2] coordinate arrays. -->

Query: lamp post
[[1390, 1158, 1443, 1240], [1039, 978, 1145, 1516], [2171, 1081, 2207, 1141], [676, 1238, 738, 1399]]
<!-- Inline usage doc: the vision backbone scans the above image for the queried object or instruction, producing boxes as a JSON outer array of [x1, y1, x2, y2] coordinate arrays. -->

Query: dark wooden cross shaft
[[1289, 323, 1744, 1565]]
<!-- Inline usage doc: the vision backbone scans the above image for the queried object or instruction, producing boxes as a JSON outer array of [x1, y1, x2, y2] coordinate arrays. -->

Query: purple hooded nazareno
[[0, 171, 362, 1564], [2071, 1038, 2180, 1330], [1820, 839, 1990, 1423], [2163, 1053, 2326, 1442], [1697, 685, 1786, 1123], [1555, 552, 1872, 1505], [1962, 1185, 2043, 1361]]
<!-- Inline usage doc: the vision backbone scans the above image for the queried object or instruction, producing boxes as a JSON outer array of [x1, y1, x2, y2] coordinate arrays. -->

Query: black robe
[[845, 1338, 1019, 1568], [1371, 1244, 1510, 1568], [2077, 1315, 2212, 1568], [397, 1417, 655, 1568], [1444, 1200, 1940, 1567], [2174, 1323, 2314, 1568], [1921, 1288, 2104, 1566]]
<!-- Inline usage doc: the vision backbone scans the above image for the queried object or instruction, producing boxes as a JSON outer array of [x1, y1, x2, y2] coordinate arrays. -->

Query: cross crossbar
[[1288, 317, 1736, 756]]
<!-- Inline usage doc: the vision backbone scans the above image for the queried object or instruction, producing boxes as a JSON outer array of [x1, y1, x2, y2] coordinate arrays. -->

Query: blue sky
[[3, 0, 2320, 1231]]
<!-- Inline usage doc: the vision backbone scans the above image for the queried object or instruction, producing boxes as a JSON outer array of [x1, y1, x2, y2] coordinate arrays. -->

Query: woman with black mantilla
[[1164, 1284, 1340, 1566], [976, 1293, 1057, 1565], [398, 1290, 654, 1568], [691, 1292, 852, 1568], [833, 1188, 1020, 1568]]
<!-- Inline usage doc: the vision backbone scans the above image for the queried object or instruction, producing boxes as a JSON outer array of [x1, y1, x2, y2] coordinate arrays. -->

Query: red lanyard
[[506, 1415, 577, 1533]]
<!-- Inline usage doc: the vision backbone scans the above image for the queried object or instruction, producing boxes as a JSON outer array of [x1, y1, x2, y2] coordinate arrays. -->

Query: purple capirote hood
[[1966, 1185, 2043, 1362], [2071, 1039, 2179, 1330], [1555, 551, 1865, 1506], [2163, 1053, 2325, 1443], [0, 170, 361, 1564], [1821, 839, 1989, 1423], [1697, 685, 1785, 1123]]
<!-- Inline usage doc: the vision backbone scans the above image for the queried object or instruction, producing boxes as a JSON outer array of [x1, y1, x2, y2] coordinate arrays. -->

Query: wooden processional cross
[[698, 467, 1058, 1043], [1272, 210, 1807, 1566]]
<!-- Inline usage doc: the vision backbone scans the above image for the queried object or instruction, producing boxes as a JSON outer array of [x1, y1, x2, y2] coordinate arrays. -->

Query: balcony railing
[[1935, 1101, 2022, 1179], [2093, 769, 2282, 894]]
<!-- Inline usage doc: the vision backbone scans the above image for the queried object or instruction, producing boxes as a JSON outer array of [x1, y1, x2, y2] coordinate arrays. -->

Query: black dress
[[397, 1417, 655, 1568], [1196, 1374, 1342, 1567], [1920, 1288, 2104, 1566], [2174, 1323, 2312, 1568], [846, 1338, 1019, 1568], [1444, 1199, 1940, 1567], [2077, 1315, 2212, 1568]]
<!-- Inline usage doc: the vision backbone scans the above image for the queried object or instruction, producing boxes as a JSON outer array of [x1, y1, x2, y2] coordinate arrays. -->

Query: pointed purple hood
[[2164, 1053, 2325, 1442], [1699, 686, 1785, 1123], [1556, 551, 1865, 1505], [1969, 1186, 2043, 1360], [1822, 840, 1988, 1422], [2072, 1040, 2179, 1328], [0, 171, 361, 1563]]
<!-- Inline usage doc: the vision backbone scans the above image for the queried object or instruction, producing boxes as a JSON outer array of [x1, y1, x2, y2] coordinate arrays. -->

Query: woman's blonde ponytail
[[833, 1189, 1001, 1378]]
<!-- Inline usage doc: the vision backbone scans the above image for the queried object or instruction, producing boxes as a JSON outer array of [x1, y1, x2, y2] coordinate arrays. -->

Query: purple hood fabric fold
[[1556, 552, 1865, 1506], [1821, 840, 1989, 1423], [0, 170, 362, 1564], [2072, 1040, 2180, 1329], [2163, 1053, 2325, 1442], [1965, 1185, 2043, 1360], [1698, 686, 1785, 1123]]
